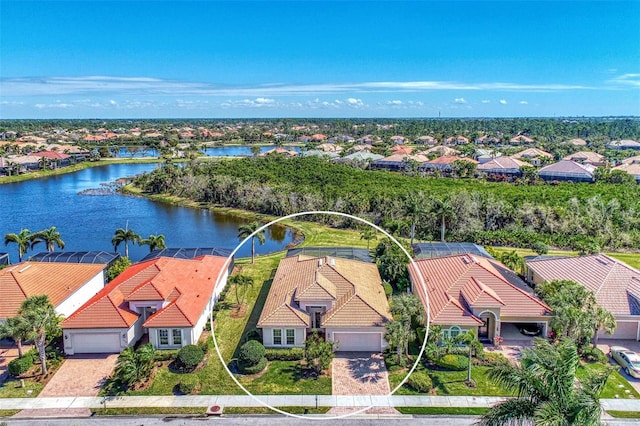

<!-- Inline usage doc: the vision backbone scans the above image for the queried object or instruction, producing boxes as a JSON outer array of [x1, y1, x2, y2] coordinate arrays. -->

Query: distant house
[[608, 140, 640, 150], [0, 262, 108, 322], [337, 151, 384, 163], [317, 143, 343, 153], [419, 156, 478, 174], [525, 254, 640, 340], [475, 135, 501, 145], [509, 135, 535, 145], [565, 138, 588, 147], [415, 135, 438, 146], [477, 157, 528, 178], [537, 160, 596, 182], [370, 153, 430, 171], [445, 136, 469, 145], [474, 149, 502, 164], [510, 148, 553, 166], [257, 255, 392, 352], [9, 155, 41, 172], [614, 157, 640, 183], [423, 146, 460, 157], [390, 135, 406, 145], [563, 151, 606, 167], [62, 255, 229, 354], [32, 151, 72, 168], [390, 145, 414, 155], [409, 254, 550, 342], [259, 147, 298, 157]]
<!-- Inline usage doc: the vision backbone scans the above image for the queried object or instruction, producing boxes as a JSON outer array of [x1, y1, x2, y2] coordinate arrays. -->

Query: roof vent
[[596, 257, 609, 266], [318, 259, 323, 267]]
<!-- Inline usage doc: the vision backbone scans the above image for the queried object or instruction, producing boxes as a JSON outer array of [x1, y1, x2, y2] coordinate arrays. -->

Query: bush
[[198, 337, 211, 355], [240, 356, 267, 374], [178, 375, 200, 395], [475, 351, 509, 366], [238, 340, 265, 368], [265, 347, 304, 361], [244, 328, 261, 343], [435, 354, 468, 371], [8, 354, 33, 377], [407, 370, 432, 393], [582, 346, 608, 363], [177, 345, 205, 370], [153, 349, 180, 362], [382, 281, 393, 299]]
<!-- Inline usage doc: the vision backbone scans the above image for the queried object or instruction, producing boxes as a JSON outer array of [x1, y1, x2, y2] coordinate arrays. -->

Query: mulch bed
[[230, 303, 248, 318]]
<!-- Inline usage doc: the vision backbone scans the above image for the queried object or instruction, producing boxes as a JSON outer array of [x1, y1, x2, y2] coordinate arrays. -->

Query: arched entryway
[[478, 311, 497, 342]]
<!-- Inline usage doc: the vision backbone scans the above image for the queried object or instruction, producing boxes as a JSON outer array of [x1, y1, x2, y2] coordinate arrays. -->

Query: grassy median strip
[[0, 409, 21, 417], [92, 407, 208, 416], [222, 406, 331, 415], [397, 407, 488, 416], [606, 410, 640, 418]]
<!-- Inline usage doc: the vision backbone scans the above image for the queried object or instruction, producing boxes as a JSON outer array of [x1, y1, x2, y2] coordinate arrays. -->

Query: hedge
[[153, 349, 180, 362], [435, 354, 469, 371], [407, 370, 432, 393], [265, 347, 304, 361]]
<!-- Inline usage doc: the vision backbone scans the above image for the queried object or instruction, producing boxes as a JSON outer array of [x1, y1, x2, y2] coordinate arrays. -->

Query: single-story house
[[31, 151, 72, 167], [61, 255, 229, 354], [608, 140, 640, 150], [409, 254, 550, 343], [613, 162, 640, 183], [563, 151, 606, 167], [477, 157, 527, 177], [525, 254, 640, 340], [419, 156, 478, 173], [537, 160, 596, 182], [510, 135, 535, 145], [259, 147, 298, 157], [510, 148, 553, 166], [0, 261, 107, 322], [370, 153, 430, 171], [445, 136, 469, 145], [565, 138, 588, 147], [257, 255, 392, 352]]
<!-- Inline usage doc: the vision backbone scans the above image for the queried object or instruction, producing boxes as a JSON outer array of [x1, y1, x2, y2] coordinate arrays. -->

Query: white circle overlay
[[210, 210, 431, 420]]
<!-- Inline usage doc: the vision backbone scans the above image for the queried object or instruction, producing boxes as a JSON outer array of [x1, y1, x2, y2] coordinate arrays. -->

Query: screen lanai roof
[[141, 247, 233, 262], [412, 242, 493, 260], [29, 251, 120, 265], [286, 247, 372, 263]]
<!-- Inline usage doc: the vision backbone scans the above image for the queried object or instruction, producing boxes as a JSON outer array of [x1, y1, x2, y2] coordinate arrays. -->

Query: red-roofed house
[[409, 254, 550, 342], [61, 255, 229, 354]]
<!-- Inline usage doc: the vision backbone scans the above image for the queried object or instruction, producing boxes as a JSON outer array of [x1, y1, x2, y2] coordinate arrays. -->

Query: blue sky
[[1, 1, 639, 118]]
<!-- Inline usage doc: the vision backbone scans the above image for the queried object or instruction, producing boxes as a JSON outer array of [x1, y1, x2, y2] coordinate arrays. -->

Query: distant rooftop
[[29, 251, 120, 266], [141, 247, 233, 262], [286, 246, 372, 263], [412, 242, 493, 260]]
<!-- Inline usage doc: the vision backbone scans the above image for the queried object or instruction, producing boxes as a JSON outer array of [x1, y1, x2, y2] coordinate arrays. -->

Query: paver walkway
[[329, 351, 399, 415], [12, 353, 118, 418]]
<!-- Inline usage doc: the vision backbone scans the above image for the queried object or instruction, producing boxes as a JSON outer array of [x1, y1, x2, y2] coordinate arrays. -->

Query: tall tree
[[359, 228, 377, 251], [430, 196, 455, 242], [385, 320, 411, 366], [478, 338, 609, 426], [237, 221, 265, 264], [229, 274, 254, 305], [403, 191, 427, 245], [112, 227, 141, 258], [0, 316, 31, 357], [4, 229, 33, 262], [30, 226, 65, 253], [18, 295, 62, 376], [390, 293, 426, 355], [139, 234, 167, 253]]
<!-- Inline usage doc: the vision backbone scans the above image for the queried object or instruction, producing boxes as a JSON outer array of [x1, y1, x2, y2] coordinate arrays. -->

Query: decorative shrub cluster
[[177, 345, 205, 371], [474, 351, 509, 367], [265, 347, 304, 361], [178, 375, 200, 395], [8, 352, 34, 376], [435, 354, 469, 371], [238, 340, 267, 374], [581, 346, 608, 363], [153, 349, 180, 362], [407, 370, 432, 393]]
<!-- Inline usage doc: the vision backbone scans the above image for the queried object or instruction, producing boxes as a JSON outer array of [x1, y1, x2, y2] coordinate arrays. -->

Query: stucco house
[[525, 254, 640, 340], [0, 261, 107, 322], [257, 255, 392, 352], [409, 254, 550, 342], [61, 255, 229, 354], [537, 160, 596, 182]]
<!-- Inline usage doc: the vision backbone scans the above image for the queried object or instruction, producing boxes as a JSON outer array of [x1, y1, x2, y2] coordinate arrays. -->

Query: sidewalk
[[0, 395, 638, 411]]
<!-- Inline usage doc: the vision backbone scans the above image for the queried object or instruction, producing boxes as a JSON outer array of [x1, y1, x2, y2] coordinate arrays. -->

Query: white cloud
[[499, 99, 508, 105], [346, 98, 364, 107], [481, 100, 490, 104], [388, 100, 403, 105], [254, 97, 275, 104], [454, 97, 467, 104], [108, 99, 118, 105], [519, 100, 528, 104], [607, 73, 640, 88]]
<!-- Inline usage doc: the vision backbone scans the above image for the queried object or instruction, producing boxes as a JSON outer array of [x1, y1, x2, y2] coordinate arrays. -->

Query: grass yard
[[578, 362, 640, 399], [223, 406, 331, 415], [240, 361, 331, 395], [397, 407, 488, 416], [606, 411, 640, 418], [0, 377, 44, 398], [388, 366, 514, 397], [92, 407, 208, 416], [0, 409, 21, 417]]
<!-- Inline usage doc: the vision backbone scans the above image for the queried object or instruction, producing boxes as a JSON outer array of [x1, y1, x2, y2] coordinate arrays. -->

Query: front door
[[478, 313, 494, 341]]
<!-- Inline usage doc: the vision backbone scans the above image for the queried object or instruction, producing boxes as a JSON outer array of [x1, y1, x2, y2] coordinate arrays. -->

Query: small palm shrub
[[177, 345, 205, 372], [178, 375, 200, 394], [407, 370, 432, 393], [238, 340, 266, 374], [435, 354, 468, 371]]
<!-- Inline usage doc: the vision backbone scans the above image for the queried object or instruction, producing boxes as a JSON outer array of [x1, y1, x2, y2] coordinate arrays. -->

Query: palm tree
[[30, 226, 65, 253], [430, 196, 456, 242], [385, 320, 411, 366], [112, 227, 141, 258], [4, 229, 33, 262], [229, 274, 254, 305], [359, 228, 377, 251], [0, 316, 31, 357], [139, 234, 167, 253], [18, 295, 62, 376], [403, 192, 427, 245], [478, 338, 610, 426], [390, 293, 426, 355], [237, 221, 265, 264], [499, 250, 525, 276], [456, 329, 479, 383]]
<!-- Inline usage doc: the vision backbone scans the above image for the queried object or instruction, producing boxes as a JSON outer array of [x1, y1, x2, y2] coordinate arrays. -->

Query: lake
[[0, 163, 294, 263], [115, 145, 302, 157]]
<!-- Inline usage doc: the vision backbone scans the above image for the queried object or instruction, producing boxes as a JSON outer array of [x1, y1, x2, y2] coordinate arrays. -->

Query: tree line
[[134, 156, 640, 252]]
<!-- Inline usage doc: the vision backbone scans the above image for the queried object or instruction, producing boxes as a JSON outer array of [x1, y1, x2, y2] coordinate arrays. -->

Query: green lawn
[[388, 366, 514, 397], [93, 407, 208, 416], [0, 409, 21, 417], [578, 362, 640, 399], [606, 411, 640, 418], [397, 407, 488, 416], [223, 406, 330, 415], [0, 378, 43, 398], [240, 361, 331, 395]]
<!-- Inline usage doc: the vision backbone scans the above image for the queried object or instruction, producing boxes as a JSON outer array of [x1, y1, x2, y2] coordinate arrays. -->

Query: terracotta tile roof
[[409, 254, 550, 326], [62, 256, 227, 329], [563, 151, 605, 164], [621, 155, 640, 165], [377, 153, 430, 163], [566, 138, 588, 146], [525, 254, 640, 316], [258, 256, 391, 328], [613, 162, 640, 178], [477, 157, 527, 171], [0, 262, 106, 319], [390, 145, 414, 155], [510, 135, 535, 143], [423, 146, 460, 156], [510, 148, 553, 159], [32, 151, 71, 160]]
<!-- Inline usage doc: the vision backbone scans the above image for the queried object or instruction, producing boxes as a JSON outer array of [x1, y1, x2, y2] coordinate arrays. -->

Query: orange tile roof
[[62, 256, 227, 329], [0, 262, 106, 319], [258, 256, 392, 328], [409, 254, 550, 326], [525, 254, 640, 316], [510, 148, 553, 159]]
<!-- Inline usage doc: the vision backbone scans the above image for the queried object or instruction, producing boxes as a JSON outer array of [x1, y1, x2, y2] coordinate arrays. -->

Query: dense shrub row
[[264, 348, 304, 361]]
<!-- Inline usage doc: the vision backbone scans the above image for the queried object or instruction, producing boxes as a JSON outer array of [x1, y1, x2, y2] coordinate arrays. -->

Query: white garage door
[[72, 333, 121, 353], [333, 332, 382, 352], [599, 322, 638, 340]]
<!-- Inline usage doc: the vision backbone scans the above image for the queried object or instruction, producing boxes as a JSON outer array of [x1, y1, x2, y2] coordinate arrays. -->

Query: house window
[[172, 329, 182, 345], [450, 326, 461, 338], [286, 329, 295, 345], [273, 329, 282, 345], [159, 329, 169, 345]]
